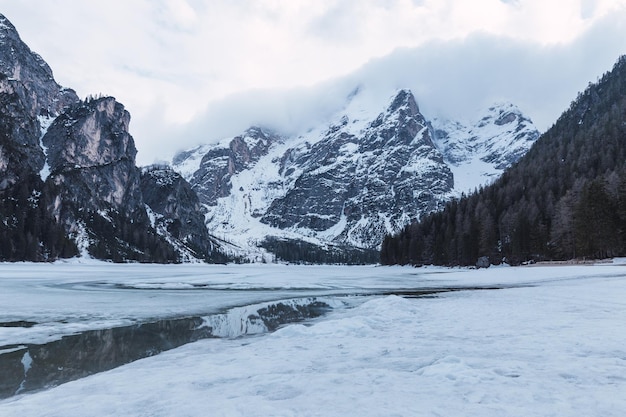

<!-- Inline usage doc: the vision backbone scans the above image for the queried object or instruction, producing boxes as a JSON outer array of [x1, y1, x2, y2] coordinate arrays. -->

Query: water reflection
[[0, 299, 332, 399]]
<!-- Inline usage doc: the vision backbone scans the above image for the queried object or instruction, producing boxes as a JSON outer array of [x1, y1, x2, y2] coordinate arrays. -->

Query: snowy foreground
[[1, 261, 626, 416]]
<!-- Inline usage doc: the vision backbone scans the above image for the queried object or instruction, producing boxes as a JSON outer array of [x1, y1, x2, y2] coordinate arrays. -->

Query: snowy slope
[[432, 102, 540, 193], [173, 88, 539, 258]]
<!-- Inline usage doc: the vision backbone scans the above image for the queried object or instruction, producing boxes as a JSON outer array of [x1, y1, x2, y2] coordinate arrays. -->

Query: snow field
[[1, 263, 625, 416]]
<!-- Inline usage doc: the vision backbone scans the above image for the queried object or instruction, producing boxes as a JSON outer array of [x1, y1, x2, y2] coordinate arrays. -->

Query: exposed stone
[[141, 165, 226, 262], [178, 127, 280, 206], [260, 90, 453, 248], [476, 256, 491, 269], [43, 97, 143, 217]]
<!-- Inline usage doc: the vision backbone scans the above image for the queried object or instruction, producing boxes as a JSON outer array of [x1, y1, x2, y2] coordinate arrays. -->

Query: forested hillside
[[381, 56, 626, 266]]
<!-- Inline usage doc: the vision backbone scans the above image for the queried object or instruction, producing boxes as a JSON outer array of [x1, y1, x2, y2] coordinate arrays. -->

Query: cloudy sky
[[1, 0, 626, 164]]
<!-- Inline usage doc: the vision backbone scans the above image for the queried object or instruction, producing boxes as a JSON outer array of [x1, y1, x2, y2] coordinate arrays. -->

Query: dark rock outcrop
[[0, 14, 78, 188], [141, 165, 227, 262]]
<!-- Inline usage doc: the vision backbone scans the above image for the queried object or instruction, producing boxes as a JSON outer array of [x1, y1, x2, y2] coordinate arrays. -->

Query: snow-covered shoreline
[[1, 262, 625, 416]]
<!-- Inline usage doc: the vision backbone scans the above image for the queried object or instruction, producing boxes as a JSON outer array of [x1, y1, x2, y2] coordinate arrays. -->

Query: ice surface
[[0, 263, 361, 347], [1, 261, 626, 416]]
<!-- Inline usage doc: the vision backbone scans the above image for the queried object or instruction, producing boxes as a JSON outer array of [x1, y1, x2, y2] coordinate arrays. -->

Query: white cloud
[[0, 0, 625, 163], [173, 9, 626, 158]]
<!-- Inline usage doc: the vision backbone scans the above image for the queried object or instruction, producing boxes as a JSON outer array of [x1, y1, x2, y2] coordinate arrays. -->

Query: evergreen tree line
[[82, 208, 180, 263], [0, 174, 78, 261], [262, 237, 380, 265], [381, 55, 626, 266], [0, 174, 181, 263], [0, 92, 78, 261]]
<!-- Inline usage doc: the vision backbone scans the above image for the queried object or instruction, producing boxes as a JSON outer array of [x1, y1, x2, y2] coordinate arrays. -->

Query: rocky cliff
[[0, 14, 80, 260], [173, 127, 280, 206], [0, 14, 222, 262], [40, 97, 181, 262], [141, 165, 227, 263]]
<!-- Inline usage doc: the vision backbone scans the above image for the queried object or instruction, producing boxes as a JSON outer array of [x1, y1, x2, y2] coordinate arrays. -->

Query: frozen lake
[[0, 262, 528, 348], [1, 261, 626, 416]]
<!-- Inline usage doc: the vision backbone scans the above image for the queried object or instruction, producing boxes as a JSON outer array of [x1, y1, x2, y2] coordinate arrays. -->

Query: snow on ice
[[1, 262, 625, 416]]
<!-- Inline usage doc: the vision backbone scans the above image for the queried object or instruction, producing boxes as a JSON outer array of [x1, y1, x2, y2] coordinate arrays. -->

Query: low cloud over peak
[[170, 12, 626, 161]]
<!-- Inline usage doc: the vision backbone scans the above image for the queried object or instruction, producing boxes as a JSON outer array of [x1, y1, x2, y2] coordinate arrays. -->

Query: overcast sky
[[1, 0, 626, 164]]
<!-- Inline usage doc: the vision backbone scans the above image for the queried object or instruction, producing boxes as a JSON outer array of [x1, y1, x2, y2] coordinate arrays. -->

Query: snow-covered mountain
[[172, 88, 539, 260]]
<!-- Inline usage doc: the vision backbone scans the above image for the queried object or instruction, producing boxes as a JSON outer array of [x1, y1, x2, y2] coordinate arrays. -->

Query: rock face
[[0, 14, 80, 260], [173, 127, 280, 206], [140, 165, 227, 262], [172, 88, 539, 261], [40, 97, 180, 262], [261, 90, 453, 248], [0, 16, 77, 114], [43, 97, 142, 215], [0, 14, 222, 262], [0, 15, 78, 187]]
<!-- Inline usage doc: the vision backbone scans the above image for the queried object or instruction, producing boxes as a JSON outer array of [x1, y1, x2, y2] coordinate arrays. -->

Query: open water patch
[[0, 297, 336, 400], [382, 285, 516, 298], [0, 321, 37, 328]]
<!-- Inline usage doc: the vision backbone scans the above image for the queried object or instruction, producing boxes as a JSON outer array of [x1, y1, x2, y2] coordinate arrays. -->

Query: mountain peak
[[43, 96, 136, 174], [0, 14, 51, 80], [171, 83, 540, 261], [367, 88, 425, 133], [431, 101, 540, 193], [388, 89, 419, 114], [0, 14, 16, 32], [479, 102, 526, 127], [0, 13, 78, 118]]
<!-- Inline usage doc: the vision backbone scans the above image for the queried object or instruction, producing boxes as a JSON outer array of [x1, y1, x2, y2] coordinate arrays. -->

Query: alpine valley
[[0, 13, 539, 263]]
